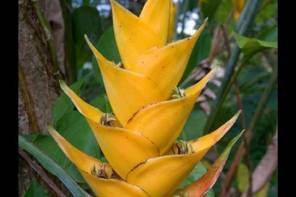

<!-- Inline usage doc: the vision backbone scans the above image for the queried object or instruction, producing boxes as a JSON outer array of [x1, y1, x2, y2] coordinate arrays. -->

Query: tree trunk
[[18, 0, 65, 195]]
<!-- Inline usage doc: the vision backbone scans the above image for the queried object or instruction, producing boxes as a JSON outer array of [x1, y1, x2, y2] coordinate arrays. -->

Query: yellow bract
[[59, 81, 159, 178], [130, 21, 207, 94], [110, 0, 170, 69], [233, 0, 245, 21], [49, 127, 149, 197], [126, 113, 239, 197], [126, 69, 216, 154], [85, 36, 167, 126]]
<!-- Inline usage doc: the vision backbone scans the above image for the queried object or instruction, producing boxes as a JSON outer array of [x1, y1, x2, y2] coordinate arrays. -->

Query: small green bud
[[171, 87, 186, 99]]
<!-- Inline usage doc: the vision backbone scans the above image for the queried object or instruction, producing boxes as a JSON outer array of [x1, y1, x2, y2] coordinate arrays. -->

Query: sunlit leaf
[[234, 32, 277, 58]]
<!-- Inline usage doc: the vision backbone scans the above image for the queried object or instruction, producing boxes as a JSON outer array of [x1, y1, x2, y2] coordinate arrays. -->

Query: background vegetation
[[18, 0, 277, 196]]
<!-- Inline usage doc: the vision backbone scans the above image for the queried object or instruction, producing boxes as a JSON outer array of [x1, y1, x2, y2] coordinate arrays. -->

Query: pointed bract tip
[[234, 110, 242, 119], [109, 0, 118, 8], [207, 67, 218, 80], [58, 80, 69, 94], [229, 129, 244, 148], [84, 34, 91, 45], [58, 79, 66, 88]]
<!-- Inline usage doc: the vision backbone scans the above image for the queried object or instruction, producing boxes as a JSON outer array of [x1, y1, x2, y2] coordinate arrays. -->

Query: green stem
[[203, 0, 262, 133]]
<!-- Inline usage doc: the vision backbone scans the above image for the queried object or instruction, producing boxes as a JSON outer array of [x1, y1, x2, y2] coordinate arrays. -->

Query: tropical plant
[[47, 0, 242, 196]]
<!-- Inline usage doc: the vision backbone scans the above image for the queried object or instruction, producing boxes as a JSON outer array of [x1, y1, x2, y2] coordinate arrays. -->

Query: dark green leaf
[[180, 108, 207, 140], [53, 79, 84, 125], [72, 6, 103, 70], [55, 111, 101, 159], [19, 135, 91, 197], [257, 26, 277, 42], [24, 179, 49, 197], [94, 27, 120, 63], [200, 0, 223, 20]]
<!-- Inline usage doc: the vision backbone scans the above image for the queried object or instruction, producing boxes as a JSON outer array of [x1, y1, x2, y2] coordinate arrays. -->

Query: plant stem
[[203, 0, 262, 133]]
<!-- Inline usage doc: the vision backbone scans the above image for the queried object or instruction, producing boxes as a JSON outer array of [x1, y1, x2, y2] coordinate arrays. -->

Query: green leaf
[[257, 26, 277, 42], [234, 32, 277, 58], [55, 111, 101, 159], [236, 162, 250, 192], [24, 179, 49, 197], [19, 135, 91, 197], [72, 6, 103, 70], [95, 27, 120, 63], [200, 0, 223, 20], [180, 108, 207, 140], [52, 79, 84, 125]]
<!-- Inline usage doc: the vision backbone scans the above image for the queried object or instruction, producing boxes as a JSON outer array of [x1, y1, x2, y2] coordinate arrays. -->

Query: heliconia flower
[[49, 0, 242, 196]]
